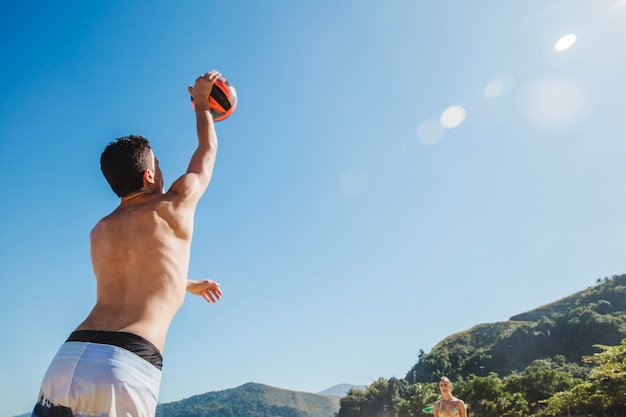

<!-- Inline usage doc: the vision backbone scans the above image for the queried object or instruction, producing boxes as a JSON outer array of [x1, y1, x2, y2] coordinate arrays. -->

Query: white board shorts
[[32, 341, 162, 417]]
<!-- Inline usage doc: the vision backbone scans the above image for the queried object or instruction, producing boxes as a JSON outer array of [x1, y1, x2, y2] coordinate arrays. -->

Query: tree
[[338, 388, 367, 417], [461, 374, 505, 417], [397, 382, 438, 417], [503, 362, 578, 415], [541, 338, 626, 416], [338, 378, 408, 417], [583, 339, 626, 411]]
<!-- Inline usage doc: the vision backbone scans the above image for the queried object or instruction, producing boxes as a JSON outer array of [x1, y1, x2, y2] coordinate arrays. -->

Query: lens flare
[[484, 74, 515, 99], [440, 105, 466, 129], [417, 119, 445, 145], [519, 76, 587, 131], [554, 34, 576, 52], [484, 81, 504, 98]]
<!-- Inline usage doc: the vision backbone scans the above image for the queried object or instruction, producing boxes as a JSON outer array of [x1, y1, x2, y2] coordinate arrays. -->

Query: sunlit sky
[[2, 1, 626, 416]]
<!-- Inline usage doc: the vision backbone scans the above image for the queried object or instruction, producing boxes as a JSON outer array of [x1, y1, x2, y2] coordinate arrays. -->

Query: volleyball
[[191, 76, 238, 121]]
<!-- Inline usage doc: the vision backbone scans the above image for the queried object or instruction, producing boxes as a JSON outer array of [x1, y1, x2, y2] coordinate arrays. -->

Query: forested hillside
[[155, 382, 340, 417], [407, 274, 626, 383]]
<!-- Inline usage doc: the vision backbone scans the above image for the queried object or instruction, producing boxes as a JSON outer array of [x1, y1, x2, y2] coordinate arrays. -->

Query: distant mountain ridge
[[155, 382, 341, 417], [317, 384, 367, 397]]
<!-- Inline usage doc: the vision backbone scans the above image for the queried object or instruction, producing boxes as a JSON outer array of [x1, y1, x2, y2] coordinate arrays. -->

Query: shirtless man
[[31, 70, 224, 417]]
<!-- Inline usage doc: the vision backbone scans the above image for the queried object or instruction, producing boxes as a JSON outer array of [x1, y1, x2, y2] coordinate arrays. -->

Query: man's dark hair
[[100, 135, 154, 197]]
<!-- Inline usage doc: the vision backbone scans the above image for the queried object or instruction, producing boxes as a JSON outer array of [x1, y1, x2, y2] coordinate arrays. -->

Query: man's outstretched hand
[[188, 70, 221, 111], [187, 279, 222, 303]]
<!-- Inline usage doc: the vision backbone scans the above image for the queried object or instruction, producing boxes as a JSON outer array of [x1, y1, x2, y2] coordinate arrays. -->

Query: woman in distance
[[432, 377, 467, 417]]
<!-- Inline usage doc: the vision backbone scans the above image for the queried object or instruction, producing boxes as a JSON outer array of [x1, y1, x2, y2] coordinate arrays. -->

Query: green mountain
[[155, 382, 341, 417], [407, 274, 626, 382]]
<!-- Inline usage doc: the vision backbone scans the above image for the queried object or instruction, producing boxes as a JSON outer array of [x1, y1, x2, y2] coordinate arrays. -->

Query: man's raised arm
[[170, 70, 220, 200]]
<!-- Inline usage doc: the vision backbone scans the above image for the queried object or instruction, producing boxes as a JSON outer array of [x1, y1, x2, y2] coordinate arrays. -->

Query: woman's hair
[[100, 135, 153, 197]]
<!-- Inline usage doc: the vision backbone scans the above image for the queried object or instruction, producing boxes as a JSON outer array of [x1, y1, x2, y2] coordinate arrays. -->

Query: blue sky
[[2, 1, 626, 416]]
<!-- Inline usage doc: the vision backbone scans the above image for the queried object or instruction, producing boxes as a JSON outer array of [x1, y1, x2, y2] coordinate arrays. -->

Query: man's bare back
[[77, 189, 195, 352]]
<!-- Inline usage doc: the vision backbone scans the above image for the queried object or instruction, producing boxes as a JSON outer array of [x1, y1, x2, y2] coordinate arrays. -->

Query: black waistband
[[67, 330, 163, 370]]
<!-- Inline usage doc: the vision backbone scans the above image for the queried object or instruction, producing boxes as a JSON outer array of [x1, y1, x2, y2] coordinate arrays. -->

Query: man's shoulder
[[168, 172, 208, 202], [90, 216, 109, 241]]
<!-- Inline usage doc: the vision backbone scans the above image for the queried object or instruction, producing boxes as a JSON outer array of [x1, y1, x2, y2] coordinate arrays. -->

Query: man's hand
[[188, 70, 221, 111], [187, 279, 222, 303]]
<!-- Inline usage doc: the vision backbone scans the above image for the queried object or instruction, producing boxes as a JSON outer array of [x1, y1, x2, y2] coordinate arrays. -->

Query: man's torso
[[77, 191, 194, 352]]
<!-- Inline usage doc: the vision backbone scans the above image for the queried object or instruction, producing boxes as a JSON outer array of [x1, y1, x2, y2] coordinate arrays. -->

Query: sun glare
[[554, 34, 576, 52]]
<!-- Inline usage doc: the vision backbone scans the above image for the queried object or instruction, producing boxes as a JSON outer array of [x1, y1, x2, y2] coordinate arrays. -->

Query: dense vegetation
[[155, 382, 340, 417], [338, 341, 626, 417], [339, 274, 626, 417]]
